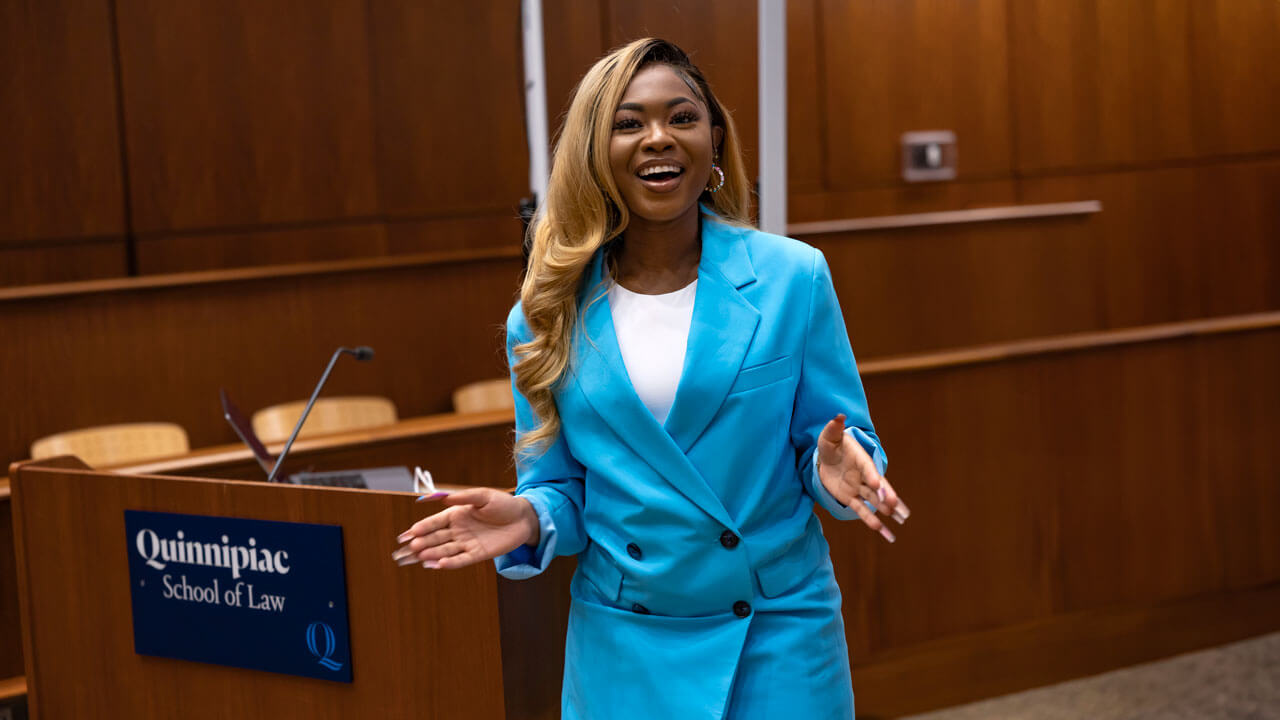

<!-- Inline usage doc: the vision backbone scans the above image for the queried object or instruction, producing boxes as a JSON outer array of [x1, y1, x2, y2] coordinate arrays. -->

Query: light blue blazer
[[497, 211, 887, 720]]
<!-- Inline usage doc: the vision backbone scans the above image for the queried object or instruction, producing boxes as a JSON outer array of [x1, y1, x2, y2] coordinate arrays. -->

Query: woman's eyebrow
[[616, 96, 697, 113]]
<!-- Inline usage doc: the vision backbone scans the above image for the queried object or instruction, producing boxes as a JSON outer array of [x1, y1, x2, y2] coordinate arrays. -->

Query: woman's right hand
[[392, 488, 539, 570]]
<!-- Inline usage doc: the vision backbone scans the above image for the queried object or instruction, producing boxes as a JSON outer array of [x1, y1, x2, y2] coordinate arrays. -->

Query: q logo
[[305, 621, 343, 671]]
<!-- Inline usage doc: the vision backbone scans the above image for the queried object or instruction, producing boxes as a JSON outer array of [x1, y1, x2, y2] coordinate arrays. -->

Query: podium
[[8, 456, 569, 719]]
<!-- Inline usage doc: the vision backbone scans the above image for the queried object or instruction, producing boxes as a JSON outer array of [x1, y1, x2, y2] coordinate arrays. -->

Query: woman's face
[[609, 64, 723, 226]]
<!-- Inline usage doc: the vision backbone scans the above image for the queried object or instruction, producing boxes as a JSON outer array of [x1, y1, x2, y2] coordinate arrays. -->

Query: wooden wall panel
[[384, 215, 524, 255], [115, 0, 380, 233], [542, 0, 606, 136], [808, 185, 1106, 358], [0, 241, 128, 287], [135, 225, 389, 274], [0, 255, 524, 471], [606, 0, 760, 180], [1020, 159, 1280, 329], [790, 177, 1017, 224], [0, 0, 124, 244], [786, 0, 825, 194], [1200, 331, 1280, 592], [844, 322, 1280, 663], [131, 216, 523, 274], [819, 0, 1012, 190], [368, 1, 528, 218], [1011, 0, 1280, 172]]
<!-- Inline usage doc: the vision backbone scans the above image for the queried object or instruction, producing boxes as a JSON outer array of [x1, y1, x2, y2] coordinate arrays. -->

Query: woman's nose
[[642, 122, 674, 152]]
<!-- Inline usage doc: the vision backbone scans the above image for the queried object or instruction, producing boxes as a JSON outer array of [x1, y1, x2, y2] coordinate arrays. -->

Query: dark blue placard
[[124, 510, 353, 682]]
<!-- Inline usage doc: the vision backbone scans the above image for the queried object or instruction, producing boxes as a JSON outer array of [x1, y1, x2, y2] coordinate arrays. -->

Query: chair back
[[30, 422, 190, 468], [452, 378, 514, 413], [251, 396, 398, 444]]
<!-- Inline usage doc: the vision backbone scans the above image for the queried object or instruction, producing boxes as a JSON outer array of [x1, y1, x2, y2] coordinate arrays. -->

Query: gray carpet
[[900, 632, 1280, 720]]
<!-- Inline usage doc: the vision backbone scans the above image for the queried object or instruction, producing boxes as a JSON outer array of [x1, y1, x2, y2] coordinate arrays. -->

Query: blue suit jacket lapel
[[573, 251, 737, 529], [570, 218, 755, 530], [664, 217, 760, 452]]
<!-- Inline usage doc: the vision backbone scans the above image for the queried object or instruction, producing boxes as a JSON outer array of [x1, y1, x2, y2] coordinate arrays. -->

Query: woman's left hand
[[817, 414, 910, 543]]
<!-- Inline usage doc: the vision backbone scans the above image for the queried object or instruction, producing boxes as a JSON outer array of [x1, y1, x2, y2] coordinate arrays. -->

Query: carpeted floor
[[900, 632, 1280, 720]]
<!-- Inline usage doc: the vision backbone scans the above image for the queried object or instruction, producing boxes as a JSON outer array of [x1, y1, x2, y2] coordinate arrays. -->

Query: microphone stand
[[266, 346, 373, 483]]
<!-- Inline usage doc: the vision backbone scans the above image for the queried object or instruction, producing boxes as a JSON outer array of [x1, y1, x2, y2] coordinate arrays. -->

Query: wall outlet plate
[[901, 130, 957, 182]]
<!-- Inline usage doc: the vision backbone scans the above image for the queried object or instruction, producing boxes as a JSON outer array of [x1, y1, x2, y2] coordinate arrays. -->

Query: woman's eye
[[672, 111, 699, 124], [613, 118, 641, 131]]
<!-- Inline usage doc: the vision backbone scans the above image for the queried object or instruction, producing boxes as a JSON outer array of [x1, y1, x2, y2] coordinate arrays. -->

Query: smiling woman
[[394, 38, 909, 720]]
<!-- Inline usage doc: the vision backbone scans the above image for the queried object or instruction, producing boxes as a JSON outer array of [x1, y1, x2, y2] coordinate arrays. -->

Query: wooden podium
[[9, 456, 569, 719]]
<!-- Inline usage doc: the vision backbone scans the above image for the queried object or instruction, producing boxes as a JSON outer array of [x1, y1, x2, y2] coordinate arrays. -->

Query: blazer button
[[632, 603, 650, 615], [719, 530, 740, 549], [733, 601, 751, 618], [626, 543, 643, 560]]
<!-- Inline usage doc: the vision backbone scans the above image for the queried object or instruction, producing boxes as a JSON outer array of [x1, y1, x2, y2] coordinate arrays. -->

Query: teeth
[[638, 164, 682, 177]]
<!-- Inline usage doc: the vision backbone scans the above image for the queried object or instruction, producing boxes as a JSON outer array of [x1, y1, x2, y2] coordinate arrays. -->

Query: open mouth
[[636, 164, 685, 191]]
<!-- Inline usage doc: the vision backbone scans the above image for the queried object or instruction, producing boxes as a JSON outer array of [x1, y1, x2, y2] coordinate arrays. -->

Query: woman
[[394, 38, 909, 719]]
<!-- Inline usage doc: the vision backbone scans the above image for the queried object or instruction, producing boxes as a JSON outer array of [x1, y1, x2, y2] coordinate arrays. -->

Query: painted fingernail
[[391, 546, 415, 561], [879, 526, 896, 544], [422, 560, 440, 569], [395, 554, 420, 566], [877, 486, 887, 503], [396, 531, 414, 543], [416, 492, 449, 503]]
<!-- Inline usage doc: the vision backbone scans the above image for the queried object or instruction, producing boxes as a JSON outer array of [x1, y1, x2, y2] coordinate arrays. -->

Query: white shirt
[[608, 279, 697, 425]]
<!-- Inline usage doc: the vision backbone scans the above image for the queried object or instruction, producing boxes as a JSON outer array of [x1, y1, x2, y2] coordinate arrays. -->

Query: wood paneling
[[368, 1, 529, 217], [846, 321, 1280, 655], [819, 0, 1012, 191], [384, 214, 524, 255], [1204, 332, 1280, 592], [807, 181, 1104, 357], [132, 215, 522, 274], [0, 241, 128, 287], [1020, 159, 1280, 329], [542, 0, 606, 137], [1011, 0, 1280, 173], [786, 0, 824, 194], [0, 0, 124, 244], [115, 0, 380, 232], [799, 158, 1280, 357], [135, 224, 389, 275], [606, 0, 760, 180], [790, 178, 1017, 224], [0, 252, 524, 472]]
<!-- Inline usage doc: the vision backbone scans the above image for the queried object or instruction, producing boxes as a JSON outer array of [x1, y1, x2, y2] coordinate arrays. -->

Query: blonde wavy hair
[[513, 38, 752, 459]]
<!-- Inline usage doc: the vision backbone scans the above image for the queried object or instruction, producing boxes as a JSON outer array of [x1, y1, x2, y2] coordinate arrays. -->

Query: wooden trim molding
[[860, 310, 1280, 377], [0, 245, 523, 303], [787, 200, 1102, 236]]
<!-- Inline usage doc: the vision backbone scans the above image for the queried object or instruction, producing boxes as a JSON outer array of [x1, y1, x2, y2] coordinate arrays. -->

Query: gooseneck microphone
[[266, 346, 375, 483]]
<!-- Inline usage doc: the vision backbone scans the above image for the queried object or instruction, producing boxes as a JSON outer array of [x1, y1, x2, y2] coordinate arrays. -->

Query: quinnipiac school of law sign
[[124, 510, 353, 682]]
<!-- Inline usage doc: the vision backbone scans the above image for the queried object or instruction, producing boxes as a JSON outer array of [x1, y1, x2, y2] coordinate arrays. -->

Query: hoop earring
[[706, 163, 726, 193]]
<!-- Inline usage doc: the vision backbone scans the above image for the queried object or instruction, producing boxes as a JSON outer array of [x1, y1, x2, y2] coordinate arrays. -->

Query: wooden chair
[[452, 378, 514, 413], [30, 422, 190, 468], [251, 396, 398, 444]]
